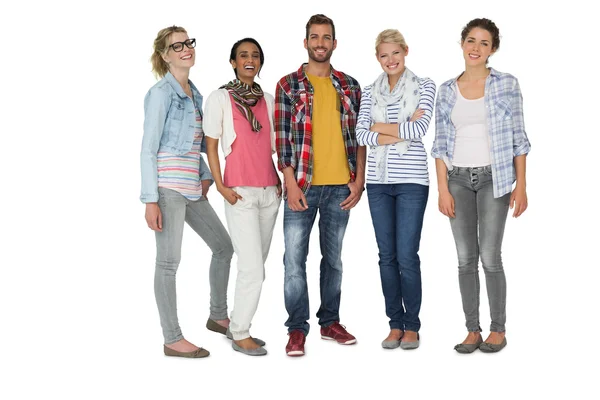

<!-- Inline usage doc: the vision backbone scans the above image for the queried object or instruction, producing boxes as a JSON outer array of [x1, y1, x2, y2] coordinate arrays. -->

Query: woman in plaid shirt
[[432, 18, 531, 354]]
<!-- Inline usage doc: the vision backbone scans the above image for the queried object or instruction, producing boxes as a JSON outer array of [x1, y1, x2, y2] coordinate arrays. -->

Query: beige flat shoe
[[163, 345, 210, 358]]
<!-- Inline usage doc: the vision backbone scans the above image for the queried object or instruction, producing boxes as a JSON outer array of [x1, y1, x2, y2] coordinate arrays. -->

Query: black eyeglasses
[[169, 38, 196, 52]]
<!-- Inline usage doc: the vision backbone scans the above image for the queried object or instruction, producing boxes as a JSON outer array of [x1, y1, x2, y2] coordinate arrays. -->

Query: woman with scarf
[[205, 38, 281, 356], [432, 18, 530, 353], [141, 26, 234, 358], [356, 29, 436, 350]]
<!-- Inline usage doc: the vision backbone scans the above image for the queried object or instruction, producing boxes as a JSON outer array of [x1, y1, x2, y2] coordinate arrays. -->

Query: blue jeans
[[366, 183, 429, 332], [283, 185, 351, 335]]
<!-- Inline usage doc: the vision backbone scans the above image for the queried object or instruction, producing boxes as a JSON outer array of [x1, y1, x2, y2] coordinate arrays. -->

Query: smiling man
[[275, 14, 365, 357]]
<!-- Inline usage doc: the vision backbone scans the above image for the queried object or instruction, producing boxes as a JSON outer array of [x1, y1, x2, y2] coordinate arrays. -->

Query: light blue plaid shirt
[[431, 68, 531, 198]]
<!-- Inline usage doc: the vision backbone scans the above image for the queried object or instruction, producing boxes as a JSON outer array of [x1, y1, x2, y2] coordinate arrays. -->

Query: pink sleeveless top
[[223, 95, 278, 188]]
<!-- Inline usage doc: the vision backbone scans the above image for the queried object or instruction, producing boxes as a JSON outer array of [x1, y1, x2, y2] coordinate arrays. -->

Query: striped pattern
[[356, 77, 436, 185], [157, 107, 204, 200], [431, 68, 531, 198], [275, 64, 361, 197], [220, 79, 264, 132]]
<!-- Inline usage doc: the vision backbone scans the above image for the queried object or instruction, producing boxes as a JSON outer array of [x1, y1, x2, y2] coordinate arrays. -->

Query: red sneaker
[[320, 322, 357, 345], [286, 330, 306, 357]]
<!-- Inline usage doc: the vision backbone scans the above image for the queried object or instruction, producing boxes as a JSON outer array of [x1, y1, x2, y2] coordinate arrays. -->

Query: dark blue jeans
[[367, 183, 429, 332], [283, 185, 351, 335]]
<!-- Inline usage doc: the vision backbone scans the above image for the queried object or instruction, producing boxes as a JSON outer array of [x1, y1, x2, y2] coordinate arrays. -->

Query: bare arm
[[435, 158, 455, 218], [205, 137, 242, 205], [282, 166, 307, 211], [510, 155, 527, 217]]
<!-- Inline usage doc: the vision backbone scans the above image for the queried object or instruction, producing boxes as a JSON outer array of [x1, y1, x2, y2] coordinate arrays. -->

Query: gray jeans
[[448, 166, 510, 333], [155, 188, 233, 344]]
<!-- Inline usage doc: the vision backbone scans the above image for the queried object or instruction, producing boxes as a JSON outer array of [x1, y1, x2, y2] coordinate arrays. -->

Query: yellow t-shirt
[[307, 73, 350, 185]]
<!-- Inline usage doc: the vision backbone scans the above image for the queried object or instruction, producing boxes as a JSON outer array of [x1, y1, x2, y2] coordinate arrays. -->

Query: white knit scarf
[[370, 68, 420, 182]]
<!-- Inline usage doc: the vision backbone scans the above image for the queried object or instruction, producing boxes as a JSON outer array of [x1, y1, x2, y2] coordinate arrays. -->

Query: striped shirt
[[157, 106, 204, 200], [431, 68, 531, 198], [356, 77, 436, 185]]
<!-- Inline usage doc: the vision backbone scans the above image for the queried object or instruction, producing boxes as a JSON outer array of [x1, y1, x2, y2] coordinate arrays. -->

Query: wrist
[[515, 183, 527, 190]]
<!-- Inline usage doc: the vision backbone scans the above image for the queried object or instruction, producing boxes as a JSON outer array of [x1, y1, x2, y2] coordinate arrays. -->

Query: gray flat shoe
[[454, 336, 483, 354], [226, 328, 266, 347], [206, 318, 227, 335], [400, 333, 420, 350], [232, 341, 267, 356], [479, 337, 507, 353], [381, 339, 402, 349]]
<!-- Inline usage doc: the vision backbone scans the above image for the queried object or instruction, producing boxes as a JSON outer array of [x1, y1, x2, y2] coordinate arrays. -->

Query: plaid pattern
[[431, 68, 531, 198], [275, 64, 361, 195]]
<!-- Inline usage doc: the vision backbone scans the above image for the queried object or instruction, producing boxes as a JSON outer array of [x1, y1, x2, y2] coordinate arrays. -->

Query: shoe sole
[[321, 336, 357, 345], [286, 350, 305, 357]]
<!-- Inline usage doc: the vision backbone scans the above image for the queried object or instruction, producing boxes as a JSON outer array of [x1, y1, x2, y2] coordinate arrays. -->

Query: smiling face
[[461, 27, 496, 66], [304, 23, 336, 63], [162, 31, 195, 71], [376, 42, 408, 79], [230, 41, 261, 83]]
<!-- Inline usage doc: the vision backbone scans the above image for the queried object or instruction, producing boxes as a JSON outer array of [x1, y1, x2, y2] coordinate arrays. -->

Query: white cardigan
[[203, 88, 276, 157]]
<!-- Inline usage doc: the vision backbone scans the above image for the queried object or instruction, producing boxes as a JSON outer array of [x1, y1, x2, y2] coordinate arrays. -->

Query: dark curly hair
[[461, 18, 500, 51]]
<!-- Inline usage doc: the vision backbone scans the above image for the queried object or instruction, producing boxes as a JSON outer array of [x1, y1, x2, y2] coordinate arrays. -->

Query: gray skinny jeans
[[155, 187, 233, 344], [448, 166, 510, 333]]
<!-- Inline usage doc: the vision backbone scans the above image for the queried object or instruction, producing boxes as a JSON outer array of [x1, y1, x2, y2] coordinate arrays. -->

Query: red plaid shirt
[[275, 64, 361, 196]]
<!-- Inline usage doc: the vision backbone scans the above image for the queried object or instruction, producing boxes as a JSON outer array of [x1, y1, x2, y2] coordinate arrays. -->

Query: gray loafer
[[454, 336, 483, 354], [479, 337, 507, 353], [400, 333, 420, 350], [232, 341, 267, 356], [226, 328, 266, 347]]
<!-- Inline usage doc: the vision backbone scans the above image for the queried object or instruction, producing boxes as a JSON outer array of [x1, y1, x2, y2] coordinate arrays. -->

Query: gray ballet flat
[[226, 328, 266, 347], [232, 341, 267, 356], [454, 336, 483, 354], [400, 333, 420, 350], [479, 337, 507, 353], [381, 339, 402, 349]]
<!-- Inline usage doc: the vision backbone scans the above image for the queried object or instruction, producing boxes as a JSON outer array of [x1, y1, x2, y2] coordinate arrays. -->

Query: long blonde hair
[[151, 26, 187, 78]]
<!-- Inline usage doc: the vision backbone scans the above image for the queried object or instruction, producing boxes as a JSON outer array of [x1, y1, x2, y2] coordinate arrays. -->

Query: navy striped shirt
[[356, 77, 436, 185]]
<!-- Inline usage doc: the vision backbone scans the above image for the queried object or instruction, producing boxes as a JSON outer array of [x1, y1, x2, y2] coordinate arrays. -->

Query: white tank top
[[451, 88, 491, 167]]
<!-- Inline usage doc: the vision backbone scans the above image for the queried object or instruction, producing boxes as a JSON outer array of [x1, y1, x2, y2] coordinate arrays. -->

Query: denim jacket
[[140, 72, 213, 203], [431, 68, 531, 198]]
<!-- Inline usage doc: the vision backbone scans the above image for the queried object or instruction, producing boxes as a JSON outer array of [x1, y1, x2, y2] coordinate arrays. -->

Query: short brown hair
[[305, 14, 335, 40], [151, 25, 187, 78]]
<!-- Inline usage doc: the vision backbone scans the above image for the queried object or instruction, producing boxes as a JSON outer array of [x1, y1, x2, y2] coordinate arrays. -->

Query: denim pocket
[[169, 100, 185, 121], [447, 167, 459, 177], [482, 165, 493, 176]]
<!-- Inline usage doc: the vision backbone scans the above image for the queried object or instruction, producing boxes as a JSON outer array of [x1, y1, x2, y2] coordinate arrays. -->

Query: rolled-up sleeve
[[275, 80, 294, 171], [431, 86, 449, 159], [510, 78, 531, 157]]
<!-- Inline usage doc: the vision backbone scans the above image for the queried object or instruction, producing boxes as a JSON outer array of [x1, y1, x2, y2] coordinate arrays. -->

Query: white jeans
[[225, 186, 281, 340]]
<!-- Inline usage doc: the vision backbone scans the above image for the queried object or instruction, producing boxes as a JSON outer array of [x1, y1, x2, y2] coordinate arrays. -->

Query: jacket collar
[[165, 71, 202, 101]]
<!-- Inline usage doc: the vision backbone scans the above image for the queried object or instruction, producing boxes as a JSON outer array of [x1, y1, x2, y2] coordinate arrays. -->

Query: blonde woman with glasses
[[140, 26, 234, 358]]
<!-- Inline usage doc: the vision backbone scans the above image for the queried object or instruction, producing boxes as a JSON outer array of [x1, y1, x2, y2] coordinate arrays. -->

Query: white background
[[1, 0, 598, 398]]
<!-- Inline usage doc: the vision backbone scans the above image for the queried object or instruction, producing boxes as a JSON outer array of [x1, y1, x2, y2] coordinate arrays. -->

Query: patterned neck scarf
[[220, 79, 264, 132]]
